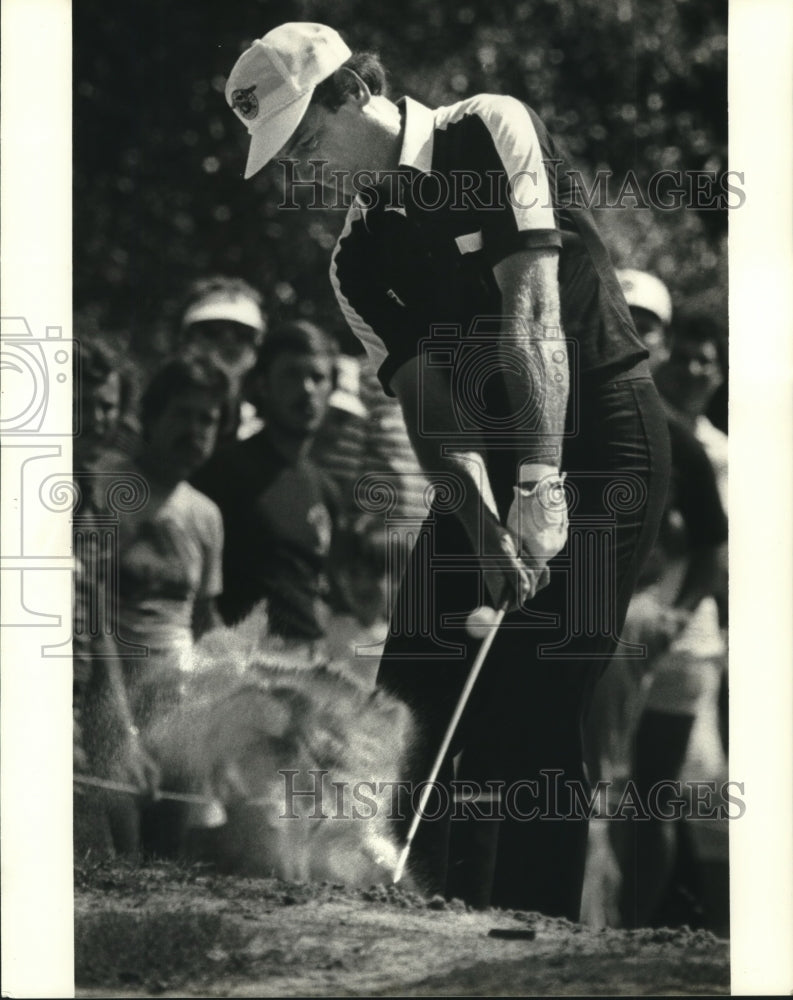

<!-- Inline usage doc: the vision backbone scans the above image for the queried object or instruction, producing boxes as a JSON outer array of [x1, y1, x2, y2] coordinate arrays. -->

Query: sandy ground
[[74, 860, 729, 997]]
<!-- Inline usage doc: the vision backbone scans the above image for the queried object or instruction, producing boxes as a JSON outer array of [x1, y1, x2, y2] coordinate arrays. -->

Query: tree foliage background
[[74, 0, 728, 370]]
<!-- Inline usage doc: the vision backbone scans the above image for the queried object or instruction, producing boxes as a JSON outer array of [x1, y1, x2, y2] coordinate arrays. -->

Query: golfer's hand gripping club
[[506, 463, 568, 593]]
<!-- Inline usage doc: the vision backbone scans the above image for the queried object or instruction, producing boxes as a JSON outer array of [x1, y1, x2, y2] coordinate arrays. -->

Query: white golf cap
[[225, 23, 351, 180], [616, 269, 673, 326], [182, 291, 266, 335]]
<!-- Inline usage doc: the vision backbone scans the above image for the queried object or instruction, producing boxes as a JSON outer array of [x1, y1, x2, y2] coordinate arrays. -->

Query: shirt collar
[[396, 96, 436, 173], [351, 96, 436, 215]]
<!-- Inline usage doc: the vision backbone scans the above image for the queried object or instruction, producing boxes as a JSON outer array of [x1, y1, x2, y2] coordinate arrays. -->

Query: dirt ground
[[74, 860, 729, 997]]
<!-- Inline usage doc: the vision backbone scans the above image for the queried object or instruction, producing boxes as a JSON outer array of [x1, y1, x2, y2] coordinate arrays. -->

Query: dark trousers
[[377, 372, 670, 919]]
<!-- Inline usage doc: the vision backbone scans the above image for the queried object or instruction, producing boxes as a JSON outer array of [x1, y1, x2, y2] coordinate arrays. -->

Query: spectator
[[73, 340, 159, 858], [109, 357, 229, 727], [325, 517, 391, 689], [655, 311, 728, 509], [311, 347, 430, 610], [194, 320, 342, 659], [310, 347, 428, 682], [653, 307, 729, 930], [614, 272, 726, 619], [311, 350, 369, 510], [615, 269, 673, 365], [178, 275, 267, 445], [584, 271, 728, 930], [75, 334, 139, 468]]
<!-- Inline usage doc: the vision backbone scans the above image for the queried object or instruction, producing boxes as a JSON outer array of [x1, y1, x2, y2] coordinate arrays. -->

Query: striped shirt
[[312, 356, 430, 525]]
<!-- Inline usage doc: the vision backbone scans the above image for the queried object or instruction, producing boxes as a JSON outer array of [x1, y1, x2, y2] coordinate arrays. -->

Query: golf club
[[392, 599, 509, 884]]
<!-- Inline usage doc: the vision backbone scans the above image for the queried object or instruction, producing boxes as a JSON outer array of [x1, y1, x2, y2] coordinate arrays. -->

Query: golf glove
[[506, 463, 568, 568]]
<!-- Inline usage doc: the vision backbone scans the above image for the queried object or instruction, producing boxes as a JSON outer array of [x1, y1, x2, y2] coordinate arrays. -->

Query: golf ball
[[466, 605, 499, 639]]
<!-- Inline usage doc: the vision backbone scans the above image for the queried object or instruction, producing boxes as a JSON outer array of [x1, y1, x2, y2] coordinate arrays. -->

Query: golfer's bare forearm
[[494, 248, 568, 467]]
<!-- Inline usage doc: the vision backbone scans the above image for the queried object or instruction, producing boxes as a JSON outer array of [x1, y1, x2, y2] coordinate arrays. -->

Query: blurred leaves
[[74, 0, 727, 366]]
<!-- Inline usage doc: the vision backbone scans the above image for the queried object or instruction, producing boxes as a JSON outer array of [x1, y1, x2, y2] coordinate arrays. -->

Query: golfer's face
[[280, 101, 368, 198]]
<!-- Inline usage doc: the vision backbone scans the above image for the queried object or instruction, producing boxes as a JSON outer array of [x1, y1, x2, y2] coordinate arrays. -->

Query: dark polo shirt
[[330, 94, 647, 397], [193, 431, 339, 640]]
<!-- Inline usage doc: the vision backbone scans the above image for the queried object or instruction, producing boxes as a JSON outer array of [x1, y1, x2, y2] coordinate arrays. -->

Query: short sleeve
[[469, 96, 562, 265]]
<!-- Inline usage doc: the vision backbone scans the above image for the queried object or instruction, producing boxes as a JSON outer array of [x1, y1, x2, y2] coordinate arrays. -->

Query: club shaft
[[392, 602, 508, 884], [74, 773, 212, 805]]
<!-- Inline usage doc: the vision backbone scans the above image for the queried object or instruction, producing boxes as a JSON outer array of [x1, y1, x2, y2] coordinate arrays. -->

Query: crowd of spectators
[[72, 275, 422, 851], [582, 270, 729, 934], [73, 271, 728, 933]]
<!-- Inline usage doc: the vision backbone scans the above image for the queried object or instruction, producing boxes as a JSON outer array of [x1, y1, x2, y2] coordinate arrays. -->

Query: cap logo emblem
[[231, 85, 259, 120]]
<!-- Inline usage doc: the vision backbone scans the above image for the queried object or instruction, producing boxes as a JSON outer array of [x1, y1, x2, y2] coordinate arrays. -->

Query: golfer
[[224, 22, 670, 919]]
